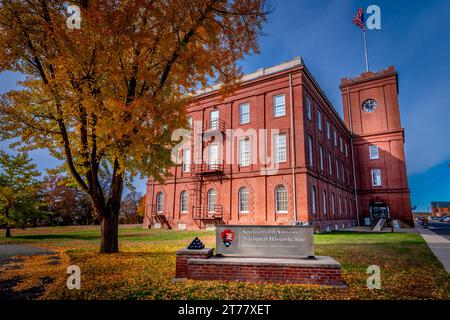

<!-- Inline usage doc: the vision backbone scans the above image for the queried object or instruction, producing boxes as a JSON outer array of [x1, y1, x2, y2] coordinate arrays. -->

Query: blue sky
[[1, 0, 449, 211]]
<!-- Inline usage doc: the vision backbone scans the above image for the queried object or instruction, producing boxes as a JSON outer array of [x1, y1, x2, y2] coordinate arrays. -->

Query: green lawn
[[1, 225, 449, 300]]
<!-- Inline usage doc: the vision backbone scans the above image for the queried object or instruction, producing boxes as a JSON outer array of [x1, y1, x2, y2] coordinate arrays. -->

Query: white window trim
[[239, 103, 250, 125], [326, 121, 331, 140], [238, 138, 250, 167], [273, 94, 286, 118], [308, 135, 314, 167], [180, 191, 188, 213], [306, 96, 312, 120], [182, 148, 191, 173], [274, 133, 287, 163], [207, 189, 217, 213], [317, 110, 322, 131], [238, 187, 249, 213], [328, 153, 333, 176], [275, 185, 288, 213], [311, 186, 316, 214], [210, 110, 219, 129], [156, 192, 164, 213], [332, 193, 336, 215], [371, 169, 382, 186], [319, 145, 324, 171], [369, 145, 380, 160]]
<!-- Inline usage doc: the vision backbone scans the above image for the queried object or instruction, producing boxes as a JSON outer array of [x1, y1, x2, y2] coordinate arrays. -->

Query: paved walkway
[[0, 244, 54, 258], [416, 225, 450, 275]]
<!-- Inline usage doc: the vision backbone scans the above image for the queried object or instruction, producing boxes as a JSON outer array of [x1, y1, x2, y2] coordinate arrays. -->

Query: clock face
[[362, 99, 377, 112]]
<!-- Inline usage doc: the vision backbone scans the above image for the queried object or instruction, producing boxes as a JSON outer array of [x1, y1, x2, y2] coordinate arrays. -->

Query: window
[[311, 186, 316, 214], [371, 169, 382, 186], [275, 185, 288, 213], [319, 145, 324, 171], [274, 94, 286, 117], [207, 189, 216, 213], [210, 110, 219, 129], [239, 138, 250, 166], [339, 195, 342, 216], [334, 130, 337, 146], [156, 192, 164, 213], [326, 121, 331, 140], [340, 137, 343, 152], [182, 149, 191, 173], [344, 197, 348, 216], [306, 96, 312, 120], [345, 143, 348, 158], [274, 133, 287, 163], [336, 158, 339, 180], [323, 191, 327, 215], [328, 152, 332, 175], [238, 187, 249, 213], [308, 136, 313, 167], [341, 163, 345, 182], [332, 193, 336, 215], [180, 191, 188, 213], [369, 145, 379, 160], [240, 103, 250, 124], [317, 110, 322, 131], [187, 116, 192, 128]]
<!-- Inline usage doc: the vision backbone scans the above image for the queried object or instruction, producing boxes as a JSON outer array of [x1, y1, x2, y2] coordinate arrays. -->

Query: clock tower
[[340, 66, 414, 226]]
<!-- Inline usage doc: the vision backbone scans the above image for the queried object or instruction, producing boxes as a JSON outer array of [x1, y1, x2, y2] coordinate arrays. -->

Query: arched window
[[323, 191, 327, 215], [207, 189, 216, 213], [332, 192, 336, 215], [180, 191, 188, 213], [238, 187, 249, 213], [156, 192, 164, 213], [275, 185, 288, 213], [311, 186, 316, 214], [344, 196, 348, 216]]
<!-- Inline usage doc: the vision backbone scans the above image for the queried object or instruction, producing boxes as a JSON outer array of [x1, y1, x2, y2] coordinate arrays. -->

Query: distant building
[[144, 57, 414, 231], [431, 202, 450, 217], [413, 212, 432, 219]]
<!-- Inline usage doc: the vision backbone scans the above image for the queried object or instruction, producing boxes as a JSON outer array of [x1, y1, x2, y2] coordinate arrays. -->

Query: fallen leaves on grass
[[1, 227, 449, 300]]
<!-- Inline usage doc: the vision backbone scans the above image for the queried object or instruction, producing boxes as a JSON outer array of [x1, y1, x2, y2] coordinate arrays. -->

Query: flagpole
[[363, 29, 369, 72]]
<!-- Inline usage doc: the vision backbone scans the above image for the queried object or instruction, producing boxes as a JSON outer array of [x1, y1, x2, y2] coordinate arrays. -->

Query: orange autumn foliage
[[0, 0, 269, 252]]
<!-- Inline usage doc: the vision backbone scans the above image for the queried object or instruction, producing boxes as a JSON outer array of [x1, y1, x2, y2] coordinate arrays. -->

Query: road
[[428, 221, 450, 240]]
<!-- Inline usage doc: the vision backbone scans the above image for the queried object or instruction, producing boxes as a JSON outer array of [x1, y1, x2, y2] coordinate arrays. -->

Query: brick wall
[[187, 261, 343, 286]]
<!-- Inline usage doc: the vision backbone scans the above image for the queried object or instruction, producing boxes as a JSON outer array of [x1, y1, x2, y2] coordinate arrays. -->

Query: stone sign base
[[174, 248, 345, 286]]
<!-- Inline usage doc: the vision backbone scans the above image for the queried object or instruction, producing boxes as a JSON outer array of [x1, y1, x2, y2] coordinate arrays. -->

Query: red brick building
[[431, 202, 450, 217], [144, 58, 414, 231]]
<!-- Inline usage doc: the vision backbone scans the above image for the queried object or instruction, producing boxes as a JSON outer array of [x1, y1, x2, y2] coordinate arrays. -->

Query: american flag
[[353, 8, 365, 30]]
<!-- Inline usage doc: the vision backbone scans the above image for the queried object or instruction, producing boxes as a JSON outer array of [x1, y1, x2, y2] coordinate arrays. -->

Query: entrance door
[[209, 144, 218, 170], [370, 201, 390, 222], [207, 189, 217, 216]]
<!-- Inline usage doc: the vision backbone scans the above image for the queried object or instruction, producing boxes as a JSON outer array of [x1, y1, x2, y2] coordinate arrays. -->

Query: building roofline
[[193, 57, 304, 98]]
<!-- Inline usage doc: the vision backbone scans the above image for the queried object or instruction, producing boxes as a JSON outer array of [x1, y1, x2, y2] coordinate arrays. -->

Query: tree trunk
[[99, 208, 119, 253], [5, 227, 11, 238]]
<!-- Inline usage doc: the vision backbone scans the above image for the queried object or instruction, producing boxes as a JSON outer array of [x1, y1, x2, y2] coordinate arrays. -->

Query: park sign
[[216, 225, 314, 258]]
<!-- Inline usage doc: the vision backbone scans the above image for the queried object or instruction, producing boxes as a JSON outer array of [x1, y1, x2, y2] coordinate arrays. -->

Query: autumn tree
[[0, 0, 269, 252], [119, 191, 143, 224], [0, 151, 46, 237], [40, 174, 93, 225]]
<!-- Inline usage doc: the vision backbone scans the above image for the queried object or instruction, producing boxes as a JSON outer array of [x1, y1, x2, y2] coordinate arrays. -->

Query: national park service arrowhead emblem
[[221, 229, 234, 247]]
